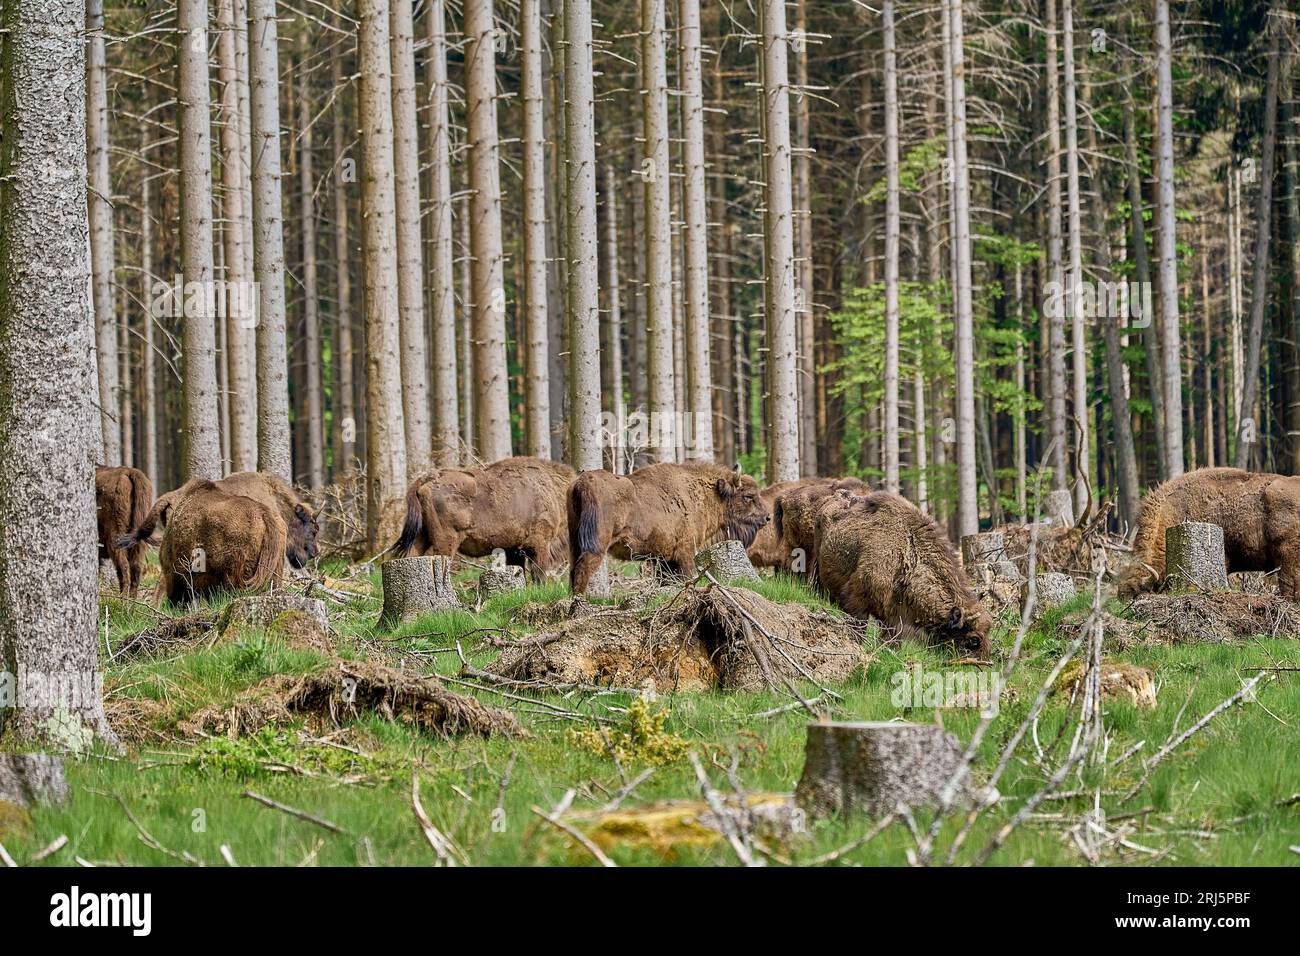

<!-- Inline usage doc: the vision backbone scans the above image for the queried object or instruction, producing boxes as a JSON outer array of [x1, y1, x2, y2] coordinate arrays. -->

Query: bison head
[[286, 503, 320, 568], [937, 601, 993, 657], [716, 473, 770, 547]]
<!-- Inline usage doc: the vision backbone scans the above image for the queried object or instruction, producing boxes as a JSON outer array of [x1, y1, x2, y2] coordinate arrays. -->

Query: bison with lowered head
[[157, 481, 287, 604], [814, 490, 992, 656], [116, 471, 319, 570], [1118, 467, 1300, 598], [764, 476, 871, 574], [391, 456, 576, 578], [96, 464, 154, 595], [568, 461, 770, 595]]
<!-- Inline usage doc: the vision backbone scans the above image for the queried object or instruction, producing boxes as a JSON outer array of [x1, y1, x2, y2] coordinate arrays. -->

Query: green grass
[[4, 567, 1298, 867]]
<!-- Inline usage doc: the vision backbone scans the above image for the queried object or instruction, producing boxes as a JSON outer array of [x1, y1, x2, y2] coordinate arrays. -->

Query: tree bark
[[331, 49, 356, 477], [0, 0, 117, 745], [177, 0, 223, 480], [1043, 0, 1069, 493], [1154, 0, 1184, 476], [359, 0, 409, 549], [140, 168, 159, 486], [296, 37, 324, 488], [248, 0, 292, 480], [793, 0, 816, 477], [882, 0, 901, 493], [601, 161, 626, 471], [1060, 0, 1090, 512], [464, 0, 513, 462], [759, 0, 801, 483], [521, 0, 551, 461], [87, 0, 120, 467], [390, 0, 432, 475]]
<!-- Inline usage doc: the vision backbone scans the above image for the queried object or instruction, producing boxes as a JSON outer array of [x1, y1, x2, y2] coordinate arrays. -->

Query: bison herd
[[96, 455, 1300, 659]]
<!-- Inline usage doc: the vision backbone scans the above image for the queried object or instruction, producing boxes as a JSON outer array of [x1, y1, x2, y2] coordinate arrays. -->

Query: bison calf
[[392, 456, 576, 578], [157, 481, 286, 604], [96, 465, 154, 595], [814, 491, 992, 656], [1118, 466, 1300, 598], [568, 461, 770, 595]]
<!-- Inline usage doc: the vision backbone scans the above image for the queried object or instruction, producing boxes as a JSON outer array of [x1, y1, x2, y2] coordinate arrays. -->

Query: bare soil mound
[[1127, 592, 1300, 643], [488, 585, 869, 693]]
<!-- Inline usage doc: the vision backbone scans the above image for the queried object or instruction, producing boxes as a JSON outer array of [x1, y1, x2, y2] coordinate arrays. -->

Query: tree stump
[[961, 531, 1021, 582], [1042, 489, 1075, 528], [1164, 521, 1228, 593], [218, 593, 330, 636], [1022, 571, 1076, 618], [0, 754, 69, 808], [701, 539, 760, 583], [795, 721, 971, 819], [479, 565, 526, 601], [378, 555, 460, 629]]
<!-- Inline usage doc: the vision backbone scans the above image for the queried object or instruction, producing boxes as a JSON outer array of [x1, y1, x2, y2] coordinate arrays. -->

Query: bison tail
[[390, 482, 426, 556], [114, 495, 166, 552], [126, 472, 154, 552], [567, 478, 604, 591]]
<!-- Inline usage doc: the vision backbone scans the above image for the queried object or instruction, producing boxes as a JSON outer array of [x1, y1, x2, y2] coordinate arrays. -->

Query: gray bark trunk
[[1154, 0, 1184, 476], [87, 0, 120, 466], [521, 0, 551, 460], [296, 38, 324, 488]]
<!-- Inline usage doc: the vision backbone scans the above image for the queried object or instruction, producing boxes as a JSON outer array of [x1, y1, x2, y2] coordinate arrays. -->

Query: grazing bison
[[116, 472, 319, 569], [770, 477, 871, 575], [1118, 467, 1300, 598], [157, 481, 286, 604], [814, 491, 992, 656], [96, 465, 154, 595], [392, 457, 576, 578], [568, 461, 770, 595]]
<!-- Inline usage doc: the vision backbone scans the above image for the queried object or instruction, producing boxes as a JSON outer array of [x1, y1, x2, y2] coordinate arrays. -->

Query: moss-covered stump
[[1022, 571, 1076, 619], [1053, 661, 1157, 709], [219, 593, 330, 635]]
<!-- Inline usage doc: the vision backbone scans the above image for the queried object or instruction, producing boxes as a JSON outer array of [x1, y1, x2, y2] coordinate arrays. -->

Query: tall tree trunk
[[1060, 0, 1090, 512], [882, 0, 901, 492], [0, 0, 116, 745], [679, 0, 713, 460], [248, 0, 292, 479], [759, 0, 800, 482], [1043, 0, 1069, 492], [458, 194, 475, 457], [390, 0, 431, 474], [297, 39, 324, 488], [602, 161, 626, 470], [87, 0, 120, 466], [463, 0, 512, 462], [793, 0, 816, 477], [178, 0, 223, 479], [1234, 15, 1281, 469], [642, 0, 676, 461], [947, 0, 977, 535], [425, 0, 459, 466], [546, 0, 567, 460], [141, 168, 159, 486], [709, 55, 735, 467], [1154, 0, 1184, 476], [563, 0, 602, 471], [520, 0, 551, 460], [1283, 60, 1300, 475], [331, 51, 356, 478], [358, 0, 408, 548]]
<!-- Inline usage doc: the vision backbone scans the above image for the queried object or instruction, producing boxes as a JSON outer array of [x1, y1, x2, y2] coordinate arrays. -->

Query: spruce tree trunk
[[464, 0, 513, 462], [296, 38, 324, 488], [331, 49, 357, 477], [1043, 0, 1069, 493], [1153, 0, 1184, 476], [178, 0, 223, 480], [0, 0, 117, 746], [140, 169, 160, 486], [882, 0, 901, 493], [425, 0, 460, 466], [521, 0, 552, 460], [390, 0, 432, 475], [793, 0, 817, 477], [759, 0, 801, 483], [359, 0, 409, 548], [87, 0, 120, 467], [564, 0, 602, 472], [602, 161, 626, 470], [248, 0, 293, 480]]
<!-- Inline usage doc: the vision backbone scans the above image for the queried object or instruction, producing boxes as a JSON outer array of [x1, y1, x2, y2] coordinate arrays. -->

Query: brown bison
[[1118, 467, 1300, 598], [392, 456, 577, 578], [116, 471, 319, 569], [568, 461, 770, 595], [813, 491, 992, 656], [96, 465, 154, 595], [157, 480, 287, 604], [768, 476, 871, 574]]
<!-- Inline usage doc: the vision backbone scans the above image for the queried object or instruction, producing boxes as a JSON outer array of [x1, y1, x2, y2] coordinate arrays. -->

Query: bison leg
[[110, 549, 130, 594], [1276, 543, 1300, 600], [571, 549, 608, 595]]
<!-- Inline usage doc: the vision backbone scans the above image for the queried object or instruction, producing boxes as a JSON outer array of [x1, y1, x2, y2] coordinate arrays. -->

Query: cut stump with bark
[[795, 721, 971, 819], [584, 558, 612, 599], [1042, 490, 1075, 528], [0, 754, 70, 809], [1164, 521, 1228, 593], [479, 565, 526, 601], [701, 539, 760, 583], [1022, 571, 1077, 619], [961, 531, 1021, 583], [378, 555, 460, 629], [219, 593, 330, 635]]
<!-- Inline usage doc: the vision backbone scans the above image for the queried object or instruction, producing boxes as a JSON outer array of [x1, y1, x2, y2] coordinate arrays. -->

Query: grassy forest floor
[[3, 555, 1297, 867]]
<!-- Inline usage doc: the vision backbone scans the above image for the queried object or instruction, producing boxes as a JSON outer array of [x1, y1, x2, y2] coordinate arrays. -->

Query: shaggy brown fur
[[117, 471, 319, 569], [392, 456, 577, 577], [1118, 467, 1300, 598], [771, 477, 871, 575], [568, 461, 770, 595], [814, 491, 992, 655], [95, 465, 154, 595], [157, 481, 287, 604], [747, 476, 870, 568]]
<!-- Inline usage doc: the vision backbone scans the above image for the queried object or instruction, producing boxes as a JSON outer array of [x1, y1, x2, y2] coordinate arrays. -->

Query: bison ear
[[716, 477, 735, 500], [732, 461, 742, 474], [947, 607, 964, 630], [295, 503, 312, 523]]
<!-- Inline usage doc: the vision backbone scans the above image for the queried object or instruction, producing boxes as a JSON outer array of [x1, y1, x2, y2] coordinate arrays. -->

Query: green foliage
[[567, 697, 690, 767]]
